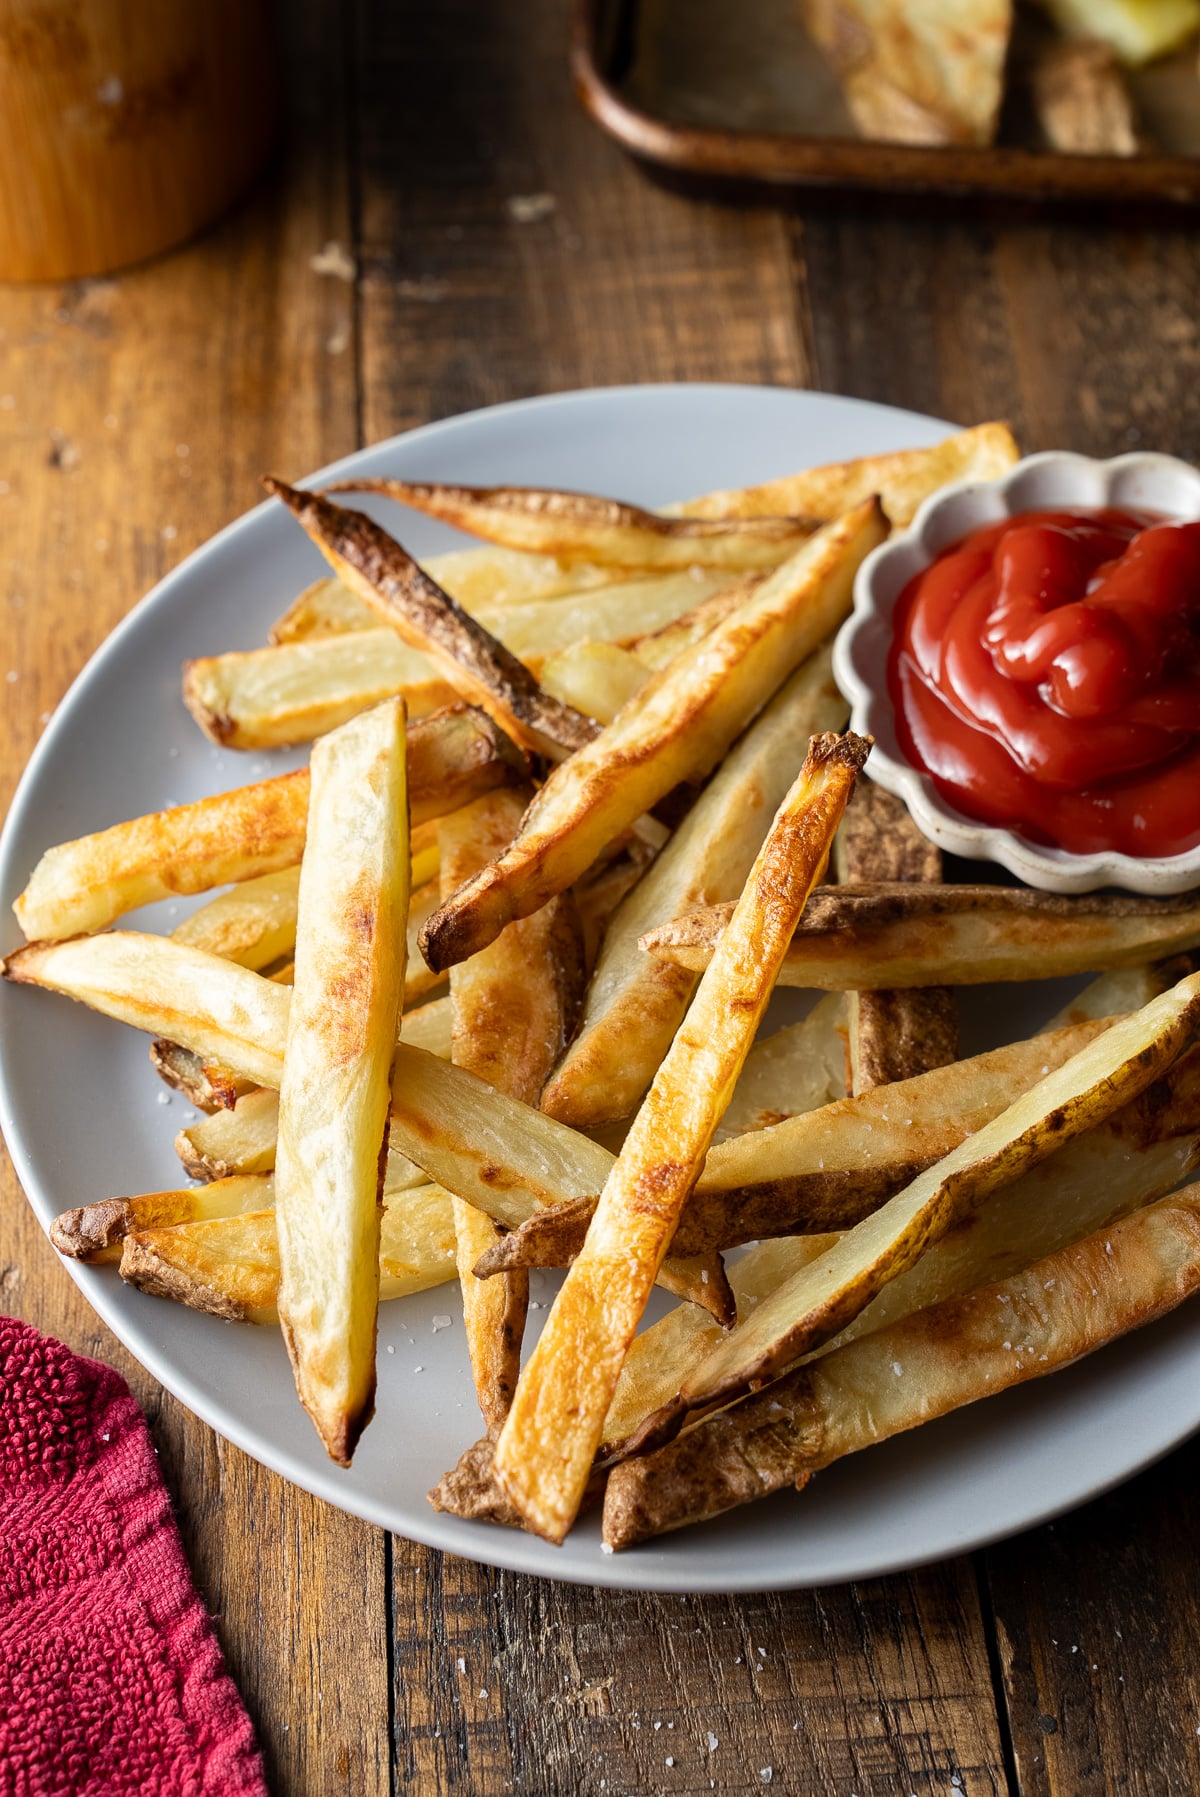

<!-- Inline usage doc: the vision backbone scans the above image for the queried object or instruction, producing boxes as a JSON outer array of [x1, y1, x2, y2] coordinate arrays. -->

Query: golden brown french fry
[[1038, 958, 1192, 1034], [491, 731, 870, 1543], [537, 642, 650, 726], [176, 1087, 281, 1180], [486, 1018, 1111, 1274], [386, 1041, 729, 1322], [274, 698, 410, 1465], [12, 705, 519, 942], [51, 1172, 275, 1263], [573, 855, 648, 976], [5, 933, 292, 1088], [640, 884, 1200, 990], [713, 994, 847, 1143], [670, 423, 1020, 527], [120, 1183, 460, 1324], [833, 783, 956, 1092], [263, 480, 596, 760], [422, 501, 887, 975], [658, 972, 1200, 1428], [541, 644, 848, 1127], [325, 476, 816, 570], [440, 787, 584, 1433], [148, 1038, 252, 1111], [184, 632, 458, 749], [603, 1180, 1200, 1548]]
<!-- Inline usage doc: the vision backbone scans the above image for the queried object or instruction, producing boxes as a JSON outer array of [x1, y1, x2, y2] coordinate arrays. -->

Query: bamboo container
[[0, 0, 280, 282]]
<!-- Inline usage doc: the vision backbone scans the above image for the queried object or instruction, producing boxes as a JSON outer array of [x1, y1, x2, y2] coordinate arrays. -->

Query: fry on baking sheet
[[263, 479, 596, 760], [640, 884, 1200, 989], [440, 785, 584, 1433], [540, 644, 848, 1128], [274, 698, 410, 1464], [119, 1182, 461, 1325], [12, 704, 519, 942], [421, 501, 886, 975], [603, 1181, 1200, 1548], [325, 477, 817, 571], [477, 1017, 1112, 1273], [490, 731, 870, 1543], [645, 972, 1200, 1434]]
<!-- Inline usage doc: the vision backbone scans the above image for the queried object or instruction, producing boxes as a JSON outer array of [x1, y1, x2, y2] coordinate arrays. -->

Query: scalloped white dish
[[834, 450, 1200, 895], [4, 389, 1200, 1593]]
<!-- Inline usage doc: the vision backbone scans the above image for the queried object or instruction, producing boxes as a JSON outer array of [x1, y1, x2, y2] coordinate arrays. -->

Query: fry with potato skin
[[647, 971, 1200, 1437], [440, 786, 584, 1434], [603, 1181, 1200, 1549], [12, 704, 518, 942], [639, 884, 1200, 990], [325, 477, 816, 570], [51, 1172, 276, 1264], [274, 699, 411, 1465], [421, 501, 887, 975], [491, 731, 871, 1543], [120, 1183, 461, 1325], [478, 1018, 1112, 1274], [540, 644, 848, 1128], [262, 479, 596, 760]]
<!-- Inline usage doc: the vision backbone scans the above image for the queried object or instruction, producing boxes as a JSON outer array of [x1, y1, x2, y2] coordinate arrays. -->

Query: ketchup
[[887, 508, 1200, 859]]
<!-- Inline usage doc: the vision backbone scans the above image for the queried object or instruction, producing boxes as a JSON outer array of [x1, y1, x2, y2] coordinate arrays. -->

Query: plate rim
[[3, 380, 1199, 1593]]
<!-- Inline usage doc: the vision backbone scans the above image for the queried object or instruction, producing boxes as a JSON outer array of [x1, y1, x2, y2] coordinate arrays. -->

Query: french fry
[[604, 1052, 1200, 1459], [440, 787, 584, 1433], [640, 884, 1200, 989], [1038, 958, 1192, 1033], [263, 480, 596, 760], [655, 972, 1200, 1428], [386, 1042, 730, 1321], [541, 645, 848, 1127], [120, 1182, 461, 1324], [325, 476, 816, 571], [273, 567, 737, 657], [184, 632, 458, 749], [12, 704, 518, 942], [274, 699, 410, 1464], [537, 642, 650, 727], [669, 422, 1020, 527], [626, 578, 762, 670], [491, 731, 870, 1543], [713, 995, 847, 1143], [573, 855, 648, 976], [51, 1172, 275, 1263], [5, 933, 292, 1088], [481, 1018, 1110, 1273], [148, 1038, 252, 1111], [169, 867, 302, 969], [175, 1087, 281, 1180], [422, 501, 887, 975], [603, 1180, 1200, 1548], [833, 783, 957, 1092]]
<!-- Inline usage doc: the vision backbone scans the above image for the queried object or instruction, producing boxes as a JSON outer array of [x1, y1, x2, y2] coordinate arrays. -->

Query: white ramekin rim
[[832, 449, 1200, 895]]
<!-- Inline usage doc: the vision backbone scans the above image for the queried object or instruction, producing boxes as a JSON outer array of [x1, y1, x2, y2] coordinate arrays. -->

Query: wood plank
[[390, 1537, 1006, 1794], [0, 8, 390, 1795], [983, 1433, 1200, 1797]]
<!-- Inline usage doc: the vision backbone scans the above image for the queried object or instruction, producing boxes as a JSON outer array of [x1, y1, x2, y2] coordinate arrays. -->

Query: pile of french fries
[[9, 418, 1200, 1552]]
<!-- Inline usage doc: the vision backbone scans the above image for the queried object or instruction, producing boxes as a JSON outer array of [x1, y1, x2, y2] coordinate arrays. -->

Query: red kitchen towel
[[0, 1315, 268, 1797]]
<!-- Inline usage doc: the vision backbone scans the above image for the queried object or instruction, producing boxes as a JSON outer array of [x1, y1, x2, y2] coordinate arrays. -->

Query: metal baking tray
[[573, 0, 1200, 205]]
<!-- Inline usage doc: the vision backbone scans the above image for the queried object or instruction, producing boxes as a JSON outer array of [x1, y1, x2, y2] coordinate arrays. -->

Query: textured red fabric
[[0, 1316, 268, 1797]]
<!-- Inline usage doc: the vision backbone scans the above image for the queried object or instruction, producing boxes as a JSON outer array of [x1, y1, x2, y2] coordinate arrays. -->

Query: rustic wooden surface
[[3, 2, 1200, 1792]]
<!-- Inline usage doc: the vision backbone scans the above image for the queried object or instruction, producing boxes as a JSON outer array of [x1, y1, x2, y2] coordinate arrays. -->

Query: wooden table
[[3, 6, 1200, 1792]]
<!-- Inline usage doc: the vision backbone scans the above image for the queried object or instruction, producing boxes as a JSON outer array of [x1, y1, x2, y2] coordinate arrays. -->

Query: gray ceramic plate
[[2, 385, 1198, 1592]]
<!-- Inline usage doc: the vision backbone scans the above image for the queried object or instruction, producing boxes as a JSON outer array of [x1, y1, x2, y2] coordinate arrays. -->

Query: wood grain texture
[[983, 1433, 1200, 1797], [0, 8, 389, 1796]]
